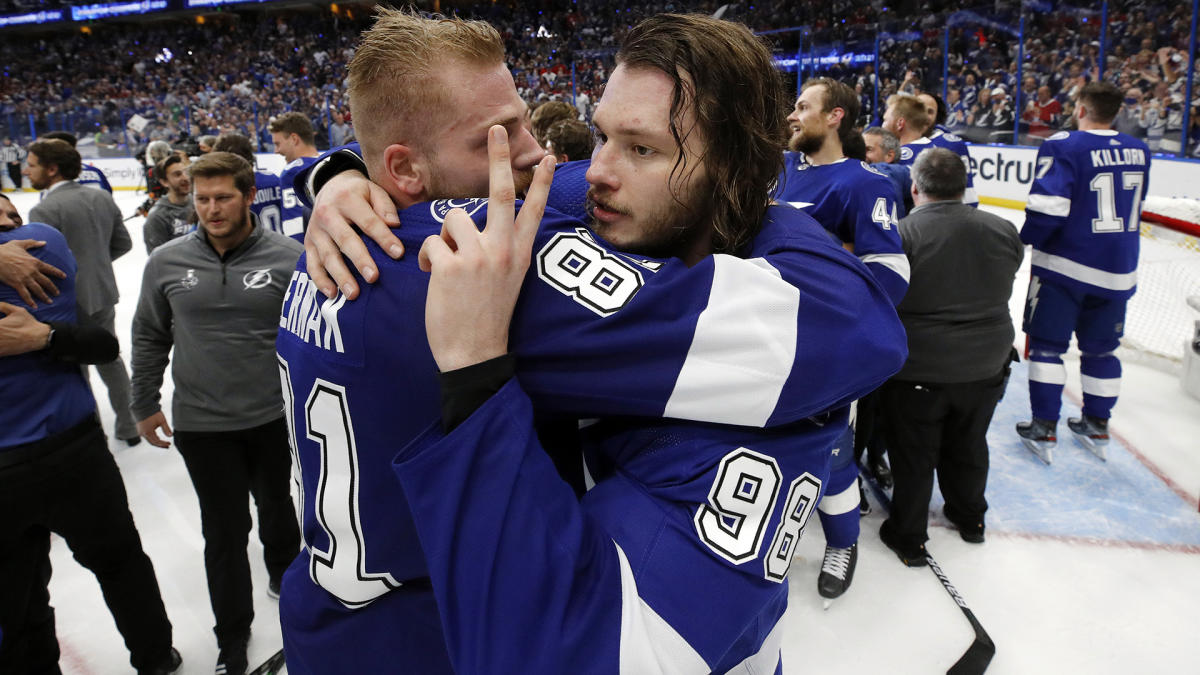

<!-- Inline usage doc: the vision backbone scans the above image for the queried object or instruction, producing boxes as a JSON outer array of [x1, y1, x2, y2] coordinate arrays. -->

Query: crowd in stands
[[0, 0, 1196, 158]]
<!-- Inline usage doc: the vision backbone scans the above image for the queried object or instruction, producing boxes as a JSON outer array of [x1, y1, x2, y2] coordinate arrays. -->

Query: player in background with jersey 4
[[774, 77, 908, 604], [1016, 82, 1150, 462], [213, 133, 284, 235], [269, 112, 319, 241]]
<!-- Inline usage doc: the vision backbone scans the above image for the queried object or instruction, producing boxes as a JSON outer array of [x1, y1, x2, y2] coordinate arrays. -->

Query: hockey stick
[[860, 467, 996, 675], [248, 648, 285, 675]]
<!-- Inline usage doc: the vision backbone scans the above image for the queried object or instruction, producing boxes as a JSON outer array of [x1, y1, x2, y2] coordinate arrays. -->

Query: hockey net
[[1125, 196, 1200, 373]]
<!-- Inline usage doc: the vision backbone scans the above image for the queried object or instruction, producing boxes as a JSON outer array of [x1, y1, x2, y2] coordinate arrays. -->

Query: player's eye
[[593, 130, 607, 146], [633, 145, 654, 158]]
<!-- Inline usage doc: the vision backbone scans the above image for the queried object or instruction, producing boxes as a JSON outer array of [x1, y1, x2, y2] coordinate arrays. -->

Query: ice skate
[[818, 543, 857, 607], [1016, 418, 1056, 464], [1068, 415, 1109, 461]]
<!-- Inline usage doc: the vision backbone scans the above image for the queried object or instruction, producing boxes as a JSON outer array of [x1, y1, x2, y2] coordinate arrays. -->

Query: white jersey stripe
[[1081, 374, 1121, 398], [1029, 360, 1068, 386], [615, 542, 710, 675], [860, 252, 912, 283], [1026, 193, 1072, 217], [1031, 250, 1138, 292], [665, 255, 799, 428]]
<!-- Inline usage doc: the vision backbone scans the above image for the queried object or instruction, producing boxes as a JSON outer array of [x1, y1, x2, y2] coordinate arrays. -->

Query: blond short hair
[[886, 93, 931, 134], [348, 7, 505, 167]]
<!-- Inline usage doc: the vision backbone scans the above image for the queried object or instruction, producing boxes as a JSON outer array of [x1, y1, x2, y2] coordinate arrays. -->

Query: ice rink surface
[[9, 190, 1199, 674]]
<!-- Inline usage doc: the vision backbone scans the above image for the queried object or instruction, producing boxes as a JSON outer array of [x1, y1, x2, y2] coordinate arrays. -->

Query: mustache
[[585, 188, 631, 217]]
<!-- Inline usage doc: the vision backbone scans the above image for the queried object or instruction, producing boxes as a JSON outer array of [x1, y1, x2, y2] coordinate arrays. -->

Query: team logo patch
[[431, 199, 489, 223], [945, 133, 963, 142], [860, 161, 886, 177], [179, 269, 198, 290], [1048, 131, 1070, 141], [243, 269, 272, 290], [899, 147, 914, 161]]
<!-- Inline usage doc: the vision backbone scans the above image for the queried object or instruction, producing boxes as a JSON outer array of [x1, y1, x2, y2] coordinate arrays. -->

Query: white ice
[[9, 191, 1198, 675]]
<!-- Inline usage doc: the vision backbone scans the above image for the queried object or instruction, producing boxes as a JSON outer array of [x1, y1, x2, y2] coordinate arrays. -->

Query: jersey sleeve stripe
[[1026, 193, 1072, 217], [859, 252, 911, 283], [615, 542, 710, 674], [1030, 250, 1137, 292], [663, 256, 799, 428]]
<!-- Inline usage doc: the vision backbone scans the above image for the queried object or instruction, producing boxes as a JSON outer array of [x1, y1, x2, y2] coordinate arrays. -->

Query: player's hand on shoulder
[[305, 170, 403, 300], [0, 239, 65, 309], [0, 302, 52, 357], [420, 126, 555, 373]]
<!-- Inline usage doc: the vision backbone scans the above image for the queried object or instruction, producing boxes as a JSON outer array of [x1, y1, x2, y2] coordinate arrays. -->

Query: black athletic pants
[[0, 415, 174, 674], [174, 417, 300, 648], [880, 371, 1006, 550], [6, 162, 21, 191]]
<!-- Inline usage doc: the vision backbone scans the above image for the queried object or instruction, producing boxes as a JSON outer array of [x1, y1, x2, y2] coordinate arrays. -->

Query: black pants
[[6, 162, 20, 191], [880, 372, 1006, 549], [0, 416, 174, 674], [174, 417, 300, 647]]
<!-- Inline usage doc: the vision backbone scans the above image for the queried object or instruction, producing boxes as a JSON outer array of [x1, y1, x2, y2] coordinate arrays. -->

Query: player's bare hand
[[0, 302, 51, 357], [0, 239, 65, 308], [305, 170, 403, 300], [136, 411, 174, 449], [420, 126, 555, 372]]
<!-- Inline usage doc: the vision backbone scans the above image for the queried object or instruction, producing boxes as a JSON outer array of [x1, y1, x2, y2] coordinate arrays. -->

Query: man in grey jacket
[[878, 148, 1023, 566], [130, 152, 302, 675], [26, 138, 139, 445]]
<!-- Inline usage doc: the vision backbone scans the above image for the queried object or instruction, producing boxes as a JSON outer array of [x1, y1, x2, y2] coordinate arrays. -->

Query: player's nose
[[585, 141, 619, 192]]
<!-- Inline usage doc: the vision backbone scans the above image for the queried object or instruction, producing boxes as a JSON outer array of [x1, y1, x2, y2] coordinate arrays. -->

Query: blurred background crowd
[[0, 0, 1196, 161]]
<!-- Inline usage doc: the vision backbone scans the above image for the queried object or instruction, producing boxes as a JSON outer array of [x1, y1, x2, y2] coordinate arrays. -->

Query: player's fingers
[[440, 209, 482, 259], [146, 431, 171, 449], [161, 418, 173, 437], [31, 273, 57, 303], [13, 239, 45, 251], [364, 181, 405, 259], [12, 285, 36, 309], [486, 125, 517, 239], [418, 234, 453, 273], [0, 301, 16, 314], [331, 221, 377, 284], [515, 155, 556, 248], [304, 226, 340, 299], [35, 260, 66, 280]]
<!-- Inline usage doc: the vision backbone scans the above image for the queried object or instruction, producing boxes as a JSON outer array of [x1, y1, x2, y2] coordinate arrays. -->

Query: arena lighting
[[70, 0, 168, 22], [0, 9, 65, 26]]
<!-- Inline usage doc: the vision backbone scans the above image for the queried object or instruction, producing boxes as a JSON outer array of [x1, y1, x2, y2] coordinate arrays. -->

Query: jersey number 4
[[278, 358, 400, 608], [694, 448, 821, 583]]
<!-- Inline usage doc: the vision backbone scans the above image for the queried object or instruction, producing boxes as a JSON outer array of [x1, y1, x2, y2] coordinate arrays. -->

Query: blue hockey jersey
[[393, 380, 843, 674], [1021, 129, 1150, 300], [774, 152, 909, 305], [251, 170, 283, 234], [275, 199, 905, 673], [279, 156, 317, 239], [77, 163, 112, 193], [0, 224, 94, 449], [900, 133, 979, 206]]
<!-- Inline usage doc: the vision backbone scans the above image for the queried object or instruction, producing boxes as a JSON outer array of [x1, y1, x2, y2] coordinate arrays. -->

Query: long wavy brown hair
[[617, 14, 790, 255]]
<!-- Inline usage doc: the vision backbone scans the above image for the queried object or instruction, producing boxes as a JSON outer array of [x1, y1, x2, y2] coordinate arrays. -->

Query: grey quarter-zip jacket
[[130, 222, 303, 432]]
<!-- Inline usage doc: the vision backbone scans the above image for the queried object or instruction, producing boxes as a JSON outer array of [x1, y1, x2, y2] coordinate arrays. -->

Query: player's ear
[[382, 144, 424, 200]]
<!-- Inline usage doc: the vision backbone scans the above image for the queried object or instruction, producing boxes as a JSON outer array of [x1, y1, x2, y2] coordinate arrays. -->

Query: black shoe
[[122, 436, 142, 447], [879, 520, 928, 567], [817, 543, 857, 599], [268, 577, 281, 600], [868, 454, 893, 489], [139, 648, 182, 675], [857, 476, 872, 517], [216, 639, 249, 675]]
